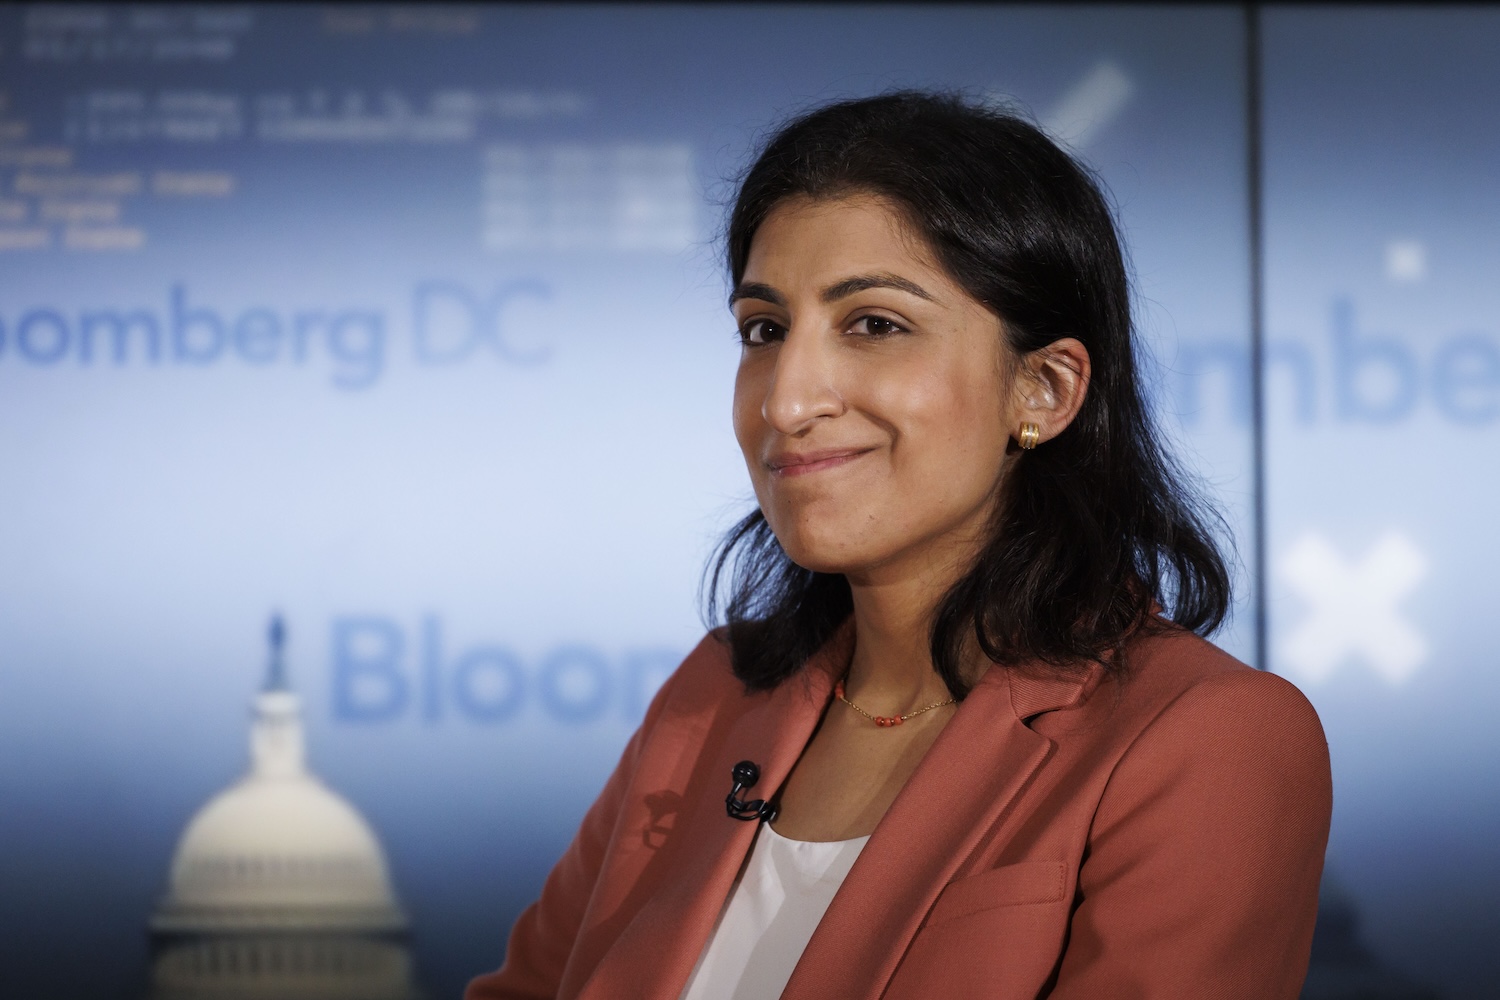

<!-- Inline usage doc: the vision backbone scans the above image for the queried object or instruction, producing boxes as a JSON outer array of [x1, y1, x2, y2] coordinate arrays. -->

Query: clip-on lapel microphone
[[724, 760, 777, 823]]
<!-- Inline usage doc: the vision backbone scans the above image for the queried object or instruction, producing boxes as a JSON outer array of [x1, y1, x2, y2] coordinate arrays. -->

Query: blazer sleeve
[[1046, 669, 1333, 1000], [464, 666, 681, 1000]]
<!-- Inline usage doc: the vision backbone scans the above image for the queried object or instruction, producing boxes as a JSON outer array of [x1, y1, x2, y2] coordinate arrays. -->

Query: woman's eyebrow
[[728, 281, 785, 307], [730, 273, 935, 308], [820, 273, 934, 303]]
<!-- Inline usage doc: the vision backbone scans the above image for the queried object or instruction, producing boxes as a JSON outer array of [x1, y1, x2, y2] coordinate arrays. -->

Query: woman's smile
[[765, 446, 877, 477]]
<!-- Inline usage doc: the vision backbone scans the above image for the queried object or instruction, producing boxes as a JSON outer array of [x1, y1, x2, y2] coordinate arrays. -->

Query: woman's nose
[[761, 325, 845, 434]]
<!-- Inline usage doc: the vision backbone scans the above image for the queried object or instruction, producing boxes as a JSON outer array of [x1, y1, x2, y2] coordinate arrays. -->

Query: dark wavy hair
[[704, 91, 1230, 698]]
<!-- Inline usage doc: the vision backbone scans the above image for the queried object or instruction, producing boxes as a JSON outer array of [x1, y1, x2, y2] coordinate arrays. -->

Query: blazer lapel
[[783, 664, 1095, 1000], [574, 629, 850, 1000]]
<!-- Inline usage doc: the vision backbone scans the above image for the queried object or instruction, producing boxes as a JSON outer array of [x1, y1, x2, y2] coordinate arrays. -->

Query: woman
[[468, 92, 1331, 1000]]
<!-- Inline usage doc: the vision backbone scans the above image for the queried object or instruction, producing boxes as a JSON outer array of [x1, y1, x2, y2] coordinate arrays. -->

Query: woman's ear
[[1011, 337, 1091, 445]]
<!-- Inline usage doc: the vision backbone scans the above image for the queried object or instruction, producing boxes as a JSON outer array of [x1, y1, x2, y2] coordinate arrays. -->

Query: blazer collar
[[784, 659, 1099, 1000], [574, 623, 853, 1000], [1008, 659, 1104, 720]]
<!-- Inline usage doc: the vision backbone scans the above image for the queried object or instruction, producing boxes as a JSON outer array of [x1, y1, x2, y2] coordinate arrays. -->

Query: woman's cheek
[[731, 375, 768, 468]]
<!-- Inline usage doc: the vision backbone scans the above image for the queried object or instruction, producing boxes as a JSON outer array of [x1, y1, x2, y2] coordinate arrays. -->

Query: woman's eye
[[850, 315, 906, 338], [738, 319, 784, 345]]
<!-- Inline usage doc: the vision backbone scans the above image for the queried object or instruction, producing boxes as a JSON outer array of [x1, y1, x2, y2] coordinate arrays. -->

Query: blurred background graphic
[[0, 4, 1493, 999]]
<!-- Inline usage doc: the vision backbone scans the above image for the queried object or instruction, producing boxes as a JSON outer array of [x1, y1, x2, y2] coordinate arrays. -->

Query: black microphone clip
[[725, 759, 777, 823]]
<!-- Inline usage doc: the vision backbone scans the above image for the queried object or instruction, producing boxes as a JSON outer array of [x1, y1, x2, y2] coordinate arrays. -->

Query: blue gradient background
[[0, 5, 1492, 999]]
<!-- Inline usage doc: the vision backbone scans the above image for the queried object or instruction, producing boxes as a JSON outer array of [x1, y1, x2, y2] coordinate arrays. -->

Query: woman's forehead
[[742, 194, 951, 292]]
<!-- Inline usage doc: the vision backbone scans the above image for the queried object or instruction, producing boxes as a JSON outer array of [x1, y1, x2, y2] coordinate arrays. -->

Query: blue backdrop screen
[[0, 6, 1492, 999]]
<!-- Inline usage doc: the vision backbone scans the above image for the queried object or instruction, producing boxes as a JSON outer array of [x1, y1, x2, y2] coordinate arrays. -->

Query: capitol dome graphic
[[148, 618, 418, 1000]]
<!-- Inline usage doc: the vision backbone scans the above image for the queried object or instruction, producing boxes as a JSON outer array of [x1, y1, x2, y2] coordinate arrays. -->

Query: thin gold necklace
[[833, 675, 956, 728]]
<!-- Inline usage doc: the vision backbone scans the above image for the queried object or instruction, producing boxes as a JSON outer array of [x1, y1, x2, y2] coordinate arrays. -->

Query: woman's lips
[[766, 447, 874, 477]]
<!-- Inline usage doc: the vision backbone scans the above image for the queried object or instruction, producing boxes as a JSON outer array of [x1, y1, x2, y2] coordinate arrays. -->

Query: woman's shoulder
[[1086, 622, 1330, 786], [663, 628, 739, 696], [633, 629, 749, 731], [1121, 621, 1322, 724]]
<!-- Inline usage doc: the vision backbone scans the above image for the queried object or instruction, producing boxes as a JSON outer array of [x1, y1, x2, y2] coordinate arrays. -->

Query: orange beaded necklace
[[833, 676, 957, 728]]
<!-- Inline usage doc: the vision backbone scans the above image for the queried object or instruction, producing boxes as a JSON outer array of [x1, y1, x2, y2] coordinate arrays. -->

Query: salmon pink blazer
[[467, 621, 1332, 1000]]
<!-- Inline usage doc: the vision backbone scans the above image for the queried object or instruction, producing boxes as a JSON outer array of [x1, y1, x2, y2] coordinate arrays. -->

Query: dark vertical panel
[[1245, 3, 1269, 672], [1265, 8, 1500, 999]]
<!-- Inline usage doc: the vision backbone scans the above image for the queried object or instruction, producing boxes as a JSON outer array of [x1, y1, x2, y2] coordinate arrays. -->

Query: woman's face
[[731, 193, 1022, 585]]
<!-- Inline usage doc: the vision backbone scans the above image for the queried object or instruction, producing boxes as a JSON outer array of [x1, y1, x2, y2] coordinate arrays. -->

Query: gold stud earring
[[1018, 422, 1041, 450]]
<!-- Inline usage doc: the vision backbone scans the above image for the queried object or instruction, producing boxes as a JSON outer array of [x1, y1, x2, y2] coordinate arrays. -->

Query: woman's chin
[[786, 554, 854, 576], [775, 531, 882, 577]]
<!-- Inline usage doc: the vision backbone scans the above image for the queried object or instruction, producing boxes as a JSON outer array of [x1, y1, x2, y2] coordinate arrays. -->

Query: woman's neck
[[844, 573, 965, 711], [839, 508, 996, 708]]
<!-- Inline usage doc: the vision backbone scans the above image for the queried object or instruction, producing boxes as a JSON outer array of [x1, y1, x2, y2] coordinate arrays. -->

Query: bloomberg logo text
[[331, 615, 681, 726], [1172, 299, 1499, 426], [0, 280, 550, 389]]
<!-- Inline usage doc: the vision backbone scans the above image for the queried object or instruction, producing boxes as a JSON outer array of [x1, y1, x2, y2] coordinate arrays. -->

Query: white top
[[678, 823, 869, 1000]]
